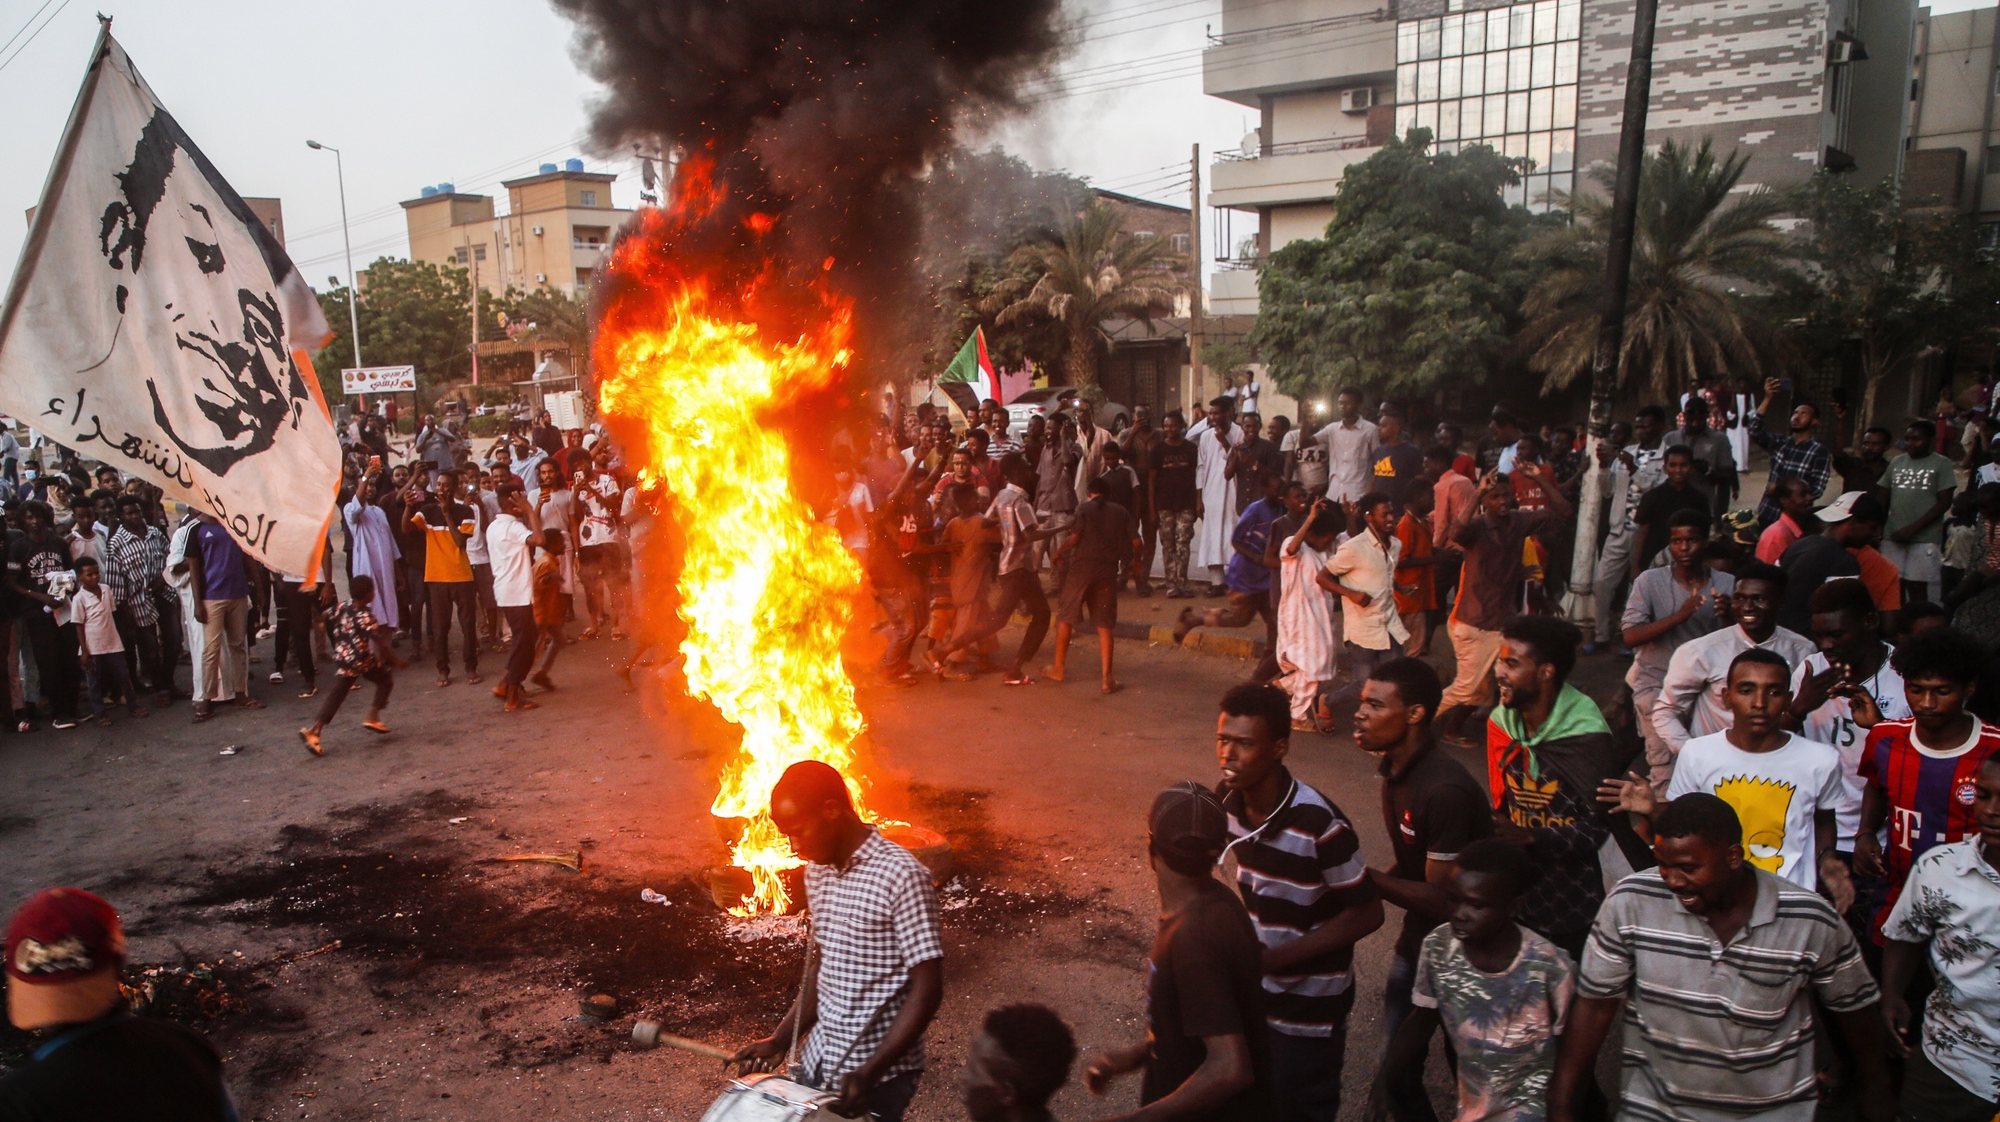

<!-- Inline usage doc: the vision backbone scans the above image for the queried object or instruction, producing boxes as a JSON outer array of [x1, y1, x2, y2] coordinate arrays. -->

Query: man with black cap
[[0, 887, 238, 1119], [1085, 783, 1271, 1121]]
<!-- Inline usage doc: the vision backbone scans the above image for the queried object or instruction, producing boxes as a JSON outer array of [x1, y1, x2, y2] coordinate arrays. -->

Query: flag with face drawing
[[0, 27, 340, 577]]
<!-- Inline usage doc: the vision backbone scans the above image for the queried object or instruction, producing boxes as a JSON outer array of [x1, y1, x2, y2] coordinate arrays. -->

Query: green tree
[[313, 256, 481, 403], [1771, 173, 2000, 426], [506, 286, 594, 374], [1251, 129, 1544, 399], [984, 201, 1183, 393], [917, 147, 1092, 373], [1519, 138, 1794, 401]]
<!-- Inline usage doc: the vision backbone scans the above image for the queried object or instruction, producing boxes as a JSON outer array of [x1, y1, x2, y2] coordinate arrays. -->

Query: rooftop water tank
[[419, 185, 439, 198], [564, 158, 584, 173], [539, 163, 558, 175], [438, 182, 455, 193]]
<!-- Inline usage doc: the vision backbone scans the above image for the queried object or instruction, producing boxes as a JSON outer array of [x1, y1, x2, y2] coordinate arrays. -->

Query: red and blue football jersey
[[1858, 717, 2000, 931]]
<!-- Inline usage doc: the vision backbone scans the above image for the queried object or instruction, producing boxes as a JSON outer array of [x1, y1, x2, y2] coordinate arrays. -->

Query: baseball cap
[[1148, 782, 1228, 867], [1721, 509, 1760, 547], [5, 888, 126, 1030], [1817, 491, 1885, 524]]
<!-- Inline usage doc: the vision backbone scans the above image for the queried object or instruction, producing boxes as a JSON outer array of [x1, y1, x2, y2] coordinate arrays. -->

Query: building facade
[[1203, 0, 1916, 314], [400, 160, 629, 297], [1907, 5, 2000, 230]]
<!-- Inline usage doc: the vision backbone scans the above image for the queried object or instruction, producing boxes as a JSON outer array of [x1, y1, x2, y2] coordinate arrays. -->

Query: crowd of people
[[7, 370, 2000, 1122], [753, 372, 2000, 1122], [0, 406, 656, 756]]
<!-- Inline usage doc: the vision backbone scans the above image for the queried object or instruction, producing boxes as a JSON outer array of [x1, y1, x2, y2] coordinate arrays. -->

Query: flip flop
[[362, 720, 390, 735]]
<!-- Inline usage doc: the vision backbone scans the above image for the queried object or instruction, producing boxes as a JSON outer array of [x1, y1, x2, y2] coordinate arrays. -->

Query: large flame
[[596, 161, 873, 915]]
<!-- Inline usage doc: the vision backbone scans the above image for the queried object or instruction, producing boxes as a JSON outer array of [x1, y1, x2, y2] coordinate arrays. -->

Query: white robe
[[1195, 428, 1239, 570], [1277, 536, 1339, 682], [1277, 533, 1340, 720], [343, 498, 402, 630]]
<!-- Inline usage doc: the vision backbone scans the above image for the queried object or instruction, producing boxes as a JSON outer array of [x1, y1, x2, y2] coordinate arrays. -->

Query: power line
[[0, 0, 57, 60], [0, 0, 71, 78]]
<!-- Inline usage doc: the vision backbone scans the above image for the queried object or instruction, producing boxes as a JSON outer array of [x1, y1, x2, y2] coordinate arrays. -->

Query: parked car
[[1004, 386, 1131, 439]]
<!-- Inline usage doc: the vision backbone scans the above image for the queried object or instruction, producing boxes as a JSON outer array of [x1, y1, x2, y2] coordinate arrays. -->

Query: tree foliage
[[1770, 173, 2000, 425], [916, 147, 1093, 373], [312, 257, 480, 401], [985, 201, 1184, 392], [1519, 138, 1794, 401], [312, 259, 595, 404], [1251, 129, 1545, 398]]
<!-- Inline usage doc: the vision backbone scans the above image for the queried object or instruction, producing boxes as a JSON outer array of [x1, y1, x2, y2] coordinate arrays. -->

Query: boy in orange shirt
[[530, 528, 567, 692], [1395, 485, 1439, 656]]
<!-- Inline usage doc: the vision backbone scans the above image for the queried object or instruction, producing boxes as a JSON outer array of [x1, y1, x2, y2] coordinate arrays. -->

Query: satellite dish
[[1239, 129, 1261, 157]]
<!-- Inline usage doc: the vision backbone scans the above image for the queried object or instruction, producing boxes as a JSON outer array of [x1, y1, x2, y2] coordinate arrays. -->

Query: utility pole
[[1560, 0, 1660, 628], [1188, 142, 1205, 406], [470, 255, 482, 387]]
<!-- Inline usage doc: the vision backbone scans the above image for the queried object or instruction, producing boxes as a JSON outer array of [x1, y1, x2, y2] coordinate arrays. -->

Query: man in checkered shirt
[[731, 761, 943, 1122]]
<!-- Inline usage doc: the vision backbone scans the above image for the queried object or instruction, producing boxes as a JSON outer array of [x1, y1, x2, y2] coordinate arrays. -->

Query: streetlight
[[306, 139, 362, 369]]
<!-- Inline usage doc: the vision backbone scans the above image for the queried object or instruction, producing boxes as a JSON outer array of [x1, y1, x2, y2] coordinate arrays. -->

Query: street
[[0, 609, 1625, 1121]]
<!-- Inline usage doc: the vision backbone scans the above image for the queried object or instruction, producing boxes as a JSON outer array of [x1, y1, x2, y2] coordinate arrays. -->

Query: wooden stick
[[638, 1024, 734, 1061]]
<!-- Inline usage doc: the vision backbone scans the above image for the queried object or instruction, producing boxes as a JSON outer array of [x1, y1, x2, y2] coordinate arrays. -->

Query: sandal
[[437, 674, 452, 688], [235, 697, 265, 710], [191, 704, 214, 723], [299, 728, 323, 756], [298, 685, 319, 699], [505, 696, 540, 712], [465, 672, 482, 685], [362, 720, 390, 735]]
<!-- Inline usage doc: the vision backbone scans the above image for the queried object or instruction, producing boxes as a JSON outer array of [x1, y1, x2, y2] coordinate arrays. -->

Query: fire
[[595, 161, 875, 915]]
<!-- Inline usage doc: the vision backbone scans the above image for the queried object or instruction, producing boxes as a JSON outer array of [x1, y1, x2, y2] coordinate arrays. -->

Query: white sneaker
[[268, 671, 284, 684]]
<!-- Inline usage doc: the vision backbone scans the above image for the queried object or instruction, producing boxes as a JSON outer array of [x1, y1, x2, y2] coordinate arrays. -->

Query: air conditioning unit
[[534, 273, 548, 284], [1341, 88, 1374, 113], [1829, 33, 1868, 64], [531, 225, 545, 236]]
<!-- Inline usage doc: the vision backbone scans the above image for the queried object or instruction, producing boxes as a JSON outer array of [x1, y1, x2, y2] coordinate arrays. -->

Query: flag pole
[[0, 18, 116, 359]]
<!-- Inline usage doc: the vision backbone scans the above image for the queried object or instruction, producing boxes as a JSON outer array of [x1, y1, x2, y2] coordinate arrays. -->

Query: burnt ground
[[0, 628, 1589, 1120]]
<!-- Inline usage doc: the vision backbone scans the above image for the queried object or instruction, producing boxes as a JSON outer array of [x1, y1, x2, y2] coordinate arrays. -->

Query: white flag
[[0, 27, 340, 576]]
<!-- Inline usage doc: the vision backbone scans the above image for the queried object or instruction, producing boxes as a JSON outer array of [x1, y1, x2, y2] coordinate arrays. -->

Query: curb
[[1008, 611, 1264, 661]]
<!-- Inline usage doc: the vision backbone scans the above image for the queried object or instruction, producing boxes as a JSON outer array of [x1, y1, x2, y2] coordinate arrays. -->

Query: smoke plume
[[551, 0, 1070, 376]]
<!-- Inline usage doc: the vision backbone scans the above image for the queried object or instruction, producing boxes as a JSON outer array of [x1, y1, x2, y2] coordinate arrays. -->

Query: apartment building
[[400, 159, 629, 297], [1907, 5, 2000, 230], [1203, 0, 1915, 314]]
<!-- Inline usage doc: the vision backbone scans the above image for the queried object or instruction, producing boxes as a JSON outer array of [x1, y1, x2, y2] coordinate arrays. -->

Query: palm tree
[[1518, 138, 1796, 401], [985, 202, 1184, 394]]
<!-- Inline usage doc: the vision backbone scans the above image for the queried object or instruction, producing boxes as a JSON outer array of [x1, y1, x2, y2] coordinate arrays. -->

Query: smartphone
[[368, 455, 382, 470], [1777, 378, 1794, 394]]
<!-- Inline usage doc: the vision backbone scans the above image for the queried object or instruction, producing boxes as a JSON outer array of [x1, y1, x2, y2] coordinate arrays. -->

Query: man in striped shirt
[[1214, 683, 1384, 1121], [1551, 793, 1891, 1122]]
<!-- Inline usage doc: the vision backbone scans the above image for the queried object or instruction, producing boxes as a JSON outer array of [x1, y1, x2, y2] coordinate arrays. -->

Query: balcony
[[1203, 17, 1396, 105], [1210, 136, 1381, 209]]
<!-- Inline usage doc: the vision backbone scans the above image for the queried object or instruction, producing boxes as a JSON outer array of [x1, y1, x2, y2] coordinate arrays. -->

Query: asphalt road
[[0, 613, 1636, 1120]]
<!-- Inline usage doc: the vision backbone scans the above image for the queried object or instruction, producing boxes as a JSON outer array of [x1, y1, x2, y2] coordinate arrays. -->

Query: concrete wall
[[1911, 6, 2000, 220], [1576, 0, 1889, 194]]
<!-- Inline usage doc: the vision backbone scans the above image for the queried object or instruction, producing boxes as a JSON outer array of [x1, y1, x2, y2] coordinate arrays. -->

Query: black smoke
[[551, 0, 1070, 375]]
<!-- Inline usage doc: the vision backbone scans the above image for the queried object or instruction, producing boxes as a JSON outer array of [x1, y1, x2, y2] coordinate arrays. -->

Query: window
[[1170, 233, 1191, 253], [581, 190, 598, 207], [454, 246, 469, 264], [473, 244, 487, 262], [1394, 0, 1582, 211]]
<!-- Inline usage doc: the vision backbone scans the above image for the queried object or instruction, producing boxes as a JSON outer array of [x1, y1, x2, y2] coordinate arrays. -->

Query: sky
[[0, 0, 1991, 298], [0, 0, 1252, 297]]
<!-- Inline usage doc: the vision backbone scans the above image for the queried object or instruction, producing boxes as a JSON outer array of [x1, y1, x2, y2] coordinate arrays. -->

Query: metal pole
[[1561, 0, 1660, 628], [309, 140, 363, 368], [1188, 143, 1205, 406]]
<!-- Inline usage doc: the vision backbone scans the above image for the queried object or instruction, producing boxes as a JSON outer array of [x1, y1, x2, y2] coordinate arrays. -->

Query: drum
[[696, 1073, 849, 1122]]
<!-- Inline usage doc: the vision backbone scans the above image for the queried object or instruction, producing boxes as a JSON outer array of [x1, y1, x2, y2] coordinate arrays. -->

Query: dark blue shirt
[[192, 521, 249, 601], [1226, 498, 1282, 595]]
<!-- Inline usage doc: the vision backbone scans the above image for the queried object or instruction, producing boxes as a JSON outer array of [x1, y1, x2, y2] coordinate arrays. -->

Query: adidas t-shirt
[[1666, 731, 1843, 889]]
